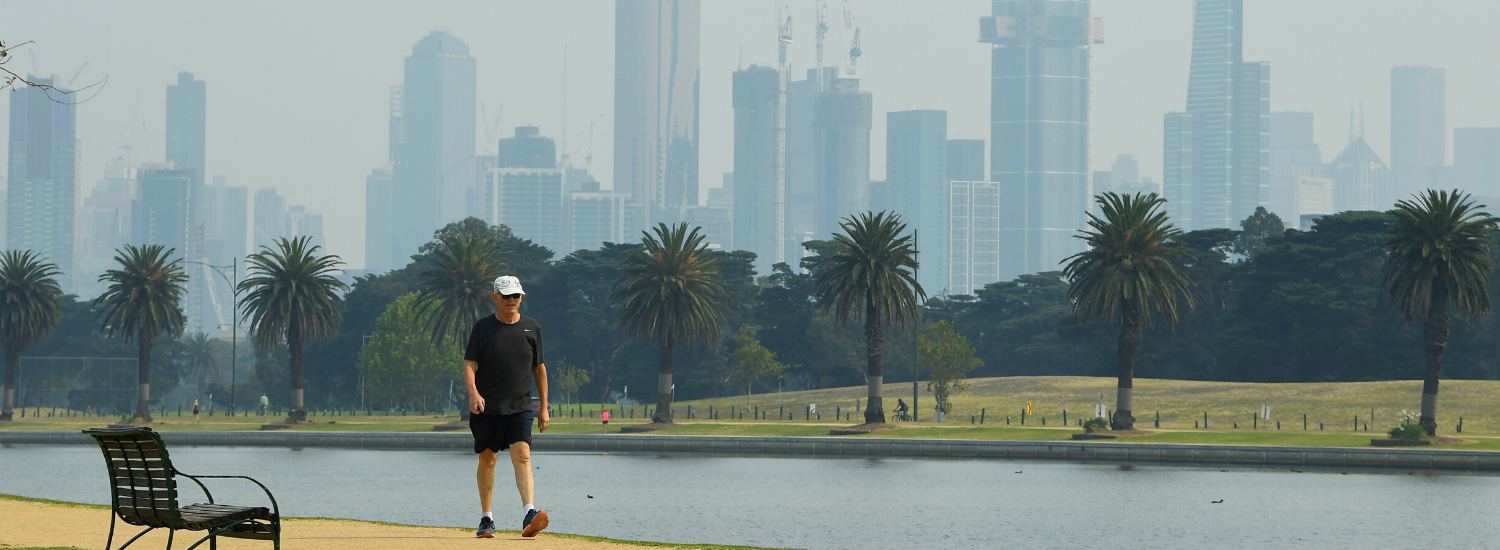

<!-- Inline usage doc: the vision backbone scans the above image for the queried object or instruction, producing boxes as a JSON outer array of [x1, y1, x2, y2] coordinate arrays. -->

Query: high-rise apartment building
[[948, 180, 1000, 296], [483, 168, 566, 255], [253, 187, 286, 252], [1110, 154, 1140, 191], [946, 140, 986, 183], [567, 190, 629, 253], [7, 77, 79, 291], [1391, 66, 1447, 199], [615, 0, 700, 231], [166, 72, 206, 193], [390, 31, 476, 262], [80, 159, 136, 297], [497, 126, 557, 169], [1454, 128, 1500, 199], [132, 168, 192, 258], [732, 65, 780, 273], [1163, 0, 1269, 231], [981, 0, 1099, 280], [886, 110, 948, 293], [284, 205, 324, 250]]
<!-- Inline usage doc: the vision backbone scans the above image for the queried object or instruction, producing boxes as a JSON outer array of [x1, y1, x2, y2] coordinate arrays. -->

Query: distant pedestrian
[[260, 394, 269, 416], [192, 400, 201, 423], [465, 275, 550, 539], [601, 409, 610, 433]]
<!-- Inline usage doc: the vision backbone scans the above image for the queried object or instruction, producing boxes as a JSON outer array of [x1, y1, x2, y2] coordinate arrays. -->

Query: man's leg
[[478, 450, 499, 514], [509, 443, 532, 505]]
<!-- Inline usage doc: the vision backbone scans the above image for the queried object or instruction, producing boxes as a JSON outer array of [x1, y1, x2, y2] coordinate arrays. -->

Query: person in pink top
[[601, 409, 611, 433]]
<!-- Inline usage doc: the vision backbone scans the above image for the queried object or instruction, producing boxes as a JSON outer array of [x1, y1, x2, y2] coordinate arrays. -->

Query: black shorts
[[471, 410, 534, 454]]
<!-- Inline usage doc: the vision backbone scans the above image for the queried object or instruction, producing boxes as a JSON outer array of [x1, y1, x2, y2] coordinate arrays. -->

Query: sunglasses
[[496, 294, 523, 300]]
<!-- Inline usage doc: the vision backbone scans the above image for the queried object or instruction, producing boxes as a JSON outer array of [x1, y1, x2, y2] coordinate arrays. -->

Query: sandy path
[[0, 497, 713, 550]]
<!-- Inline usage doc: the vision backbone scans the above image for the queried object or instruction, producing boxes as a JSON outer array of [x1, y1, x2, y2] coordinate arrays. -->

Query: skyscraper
[[253, 187, 286, 252], [948, 180, 1000, 296], [1268, 111, 1322, 222], [7, 77, 78, 291], [732, 65, 779, 273], [132, 168, 192, 258], [483, 168, 567, 255], [615, 0, 700, 231], [1391, 66, 1447, 199], [1162, 0, 1269, 231], [981, 0, 1099, 280], [1454, 128, 1500, 198], [814, 67, 872, 240], [364, 166, 394, 272], [166, 72, 206, 193], [284, 205, 325, 250], [390, 31, 476, 261], [946, 139, 986, 183], [1330, 135, 1393, 214], [886, 110, 947, 293]]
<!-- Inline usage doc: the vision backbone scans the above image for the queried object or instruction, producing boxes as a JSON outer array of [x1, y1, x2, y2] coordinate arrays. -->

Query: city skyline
[[8, 1, 1500, 270]]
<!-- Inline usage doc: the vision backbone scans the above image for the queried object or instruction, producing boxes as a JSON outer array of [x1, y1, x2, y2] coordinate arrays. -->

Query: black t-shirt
[[465, 314, 544, 415]]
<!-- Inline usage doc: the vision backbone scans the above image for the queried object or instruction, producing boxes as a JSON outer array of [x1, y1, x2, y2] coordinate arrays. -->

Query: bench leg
[[105, 513, 117, 550], [166, 529, 174, 550], [115, 526, 155, 550]]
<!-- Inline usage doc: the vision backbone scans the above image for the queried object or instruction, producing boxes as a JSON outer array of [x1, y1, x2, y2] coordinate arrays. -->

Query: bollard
[[1007, 416, 1010, 425], [1458, 417, 1464, 433], [1021, 410, 1026, 425], [1304, 414, 1307, 430], [1277, 421, 1281, 430], [1155, 411, 1160, 429], [779, 405, 783, 420], [1078, 419, 1082, 426], [836, 406, 839, 419], [972, 415, 976, 424], [1234, 422, 1238, 429], [1364, 422, 1368, 432], [755, 406, 759, 419], [1320, 422, 1324, 430], [1195, 420, 1199, 428], [1354, 416, 1358, 431], [1253, 415, 1257, 430], [1063, 410, 1067, 424], [1042, 417, 1046, 426], [981, 409, 986, 424], [1204, 412, 1209, 429]]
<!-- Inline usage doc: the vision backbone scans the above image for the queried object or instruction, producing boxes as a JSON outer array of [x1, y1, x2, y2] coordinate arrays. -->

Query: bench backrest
[[82, 427, 182, 529]]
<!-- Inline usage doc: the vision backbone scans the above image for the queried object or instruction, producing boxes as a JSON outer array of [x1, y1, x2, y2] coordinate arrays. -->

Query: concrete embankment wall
[[6, 431, 1498, 472]]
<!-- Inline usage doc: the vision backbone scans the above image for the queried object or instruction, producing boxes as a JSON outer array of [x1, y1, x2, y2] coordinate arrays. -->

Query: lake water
[[3, 444, 1498, 550]]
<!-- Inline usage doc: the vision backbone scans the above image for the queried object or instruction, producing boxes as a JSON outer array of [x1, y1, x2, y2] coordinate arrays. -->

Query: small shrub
[[1388, 423, 1426, 440], [1082, 417, 1109, 433]]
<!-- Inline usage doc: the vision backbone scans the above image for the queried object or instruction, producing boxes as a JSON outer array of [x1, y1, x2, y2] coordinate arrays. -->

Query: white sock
[[483, 512, 493, 519], [524, 504, 535, 513]]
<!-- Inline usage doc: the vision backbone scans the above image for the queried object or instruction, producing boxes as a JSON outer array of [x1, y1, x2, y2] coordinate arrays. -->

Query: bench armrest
[[174, 471, 280, 518]]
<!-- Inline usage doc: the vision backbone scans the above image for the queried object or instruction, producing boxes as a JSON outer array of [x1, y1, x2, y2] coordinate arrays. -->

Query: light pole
[[188, 258, 240, 413]]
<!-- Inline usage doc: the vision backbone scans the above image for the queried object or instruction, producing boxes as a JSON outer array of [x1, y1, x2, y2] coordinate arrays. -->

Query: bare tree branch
[[0, 40, 108, 104]]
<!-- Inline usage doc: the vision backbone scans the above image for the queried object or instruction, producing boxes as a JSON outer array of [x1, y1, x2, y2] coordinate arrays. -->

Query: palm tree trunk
[[136, 336, 153, 423], [863, 292, 885, 425], [653, 339, 674, 424], [1420, 276, 1449, 436], [1113, 298, 1140, 430], [289, 320, 306, 422], [1, 348, 18, 421]]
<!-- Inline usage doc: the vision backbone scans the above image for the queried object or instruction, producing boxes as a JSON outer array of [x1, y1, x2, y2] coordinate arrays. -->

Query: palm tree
[[239, 237, 347, 422], [415, 232, 505, 347], [95, 245, 189, 422], [179, 332, 225, 407], [1382, 189, 1499, 436], [812, 212, 925, 426], [1063, 193, 1194, 430], [0, 251, 64, 421], [611, 223, 730, 425]]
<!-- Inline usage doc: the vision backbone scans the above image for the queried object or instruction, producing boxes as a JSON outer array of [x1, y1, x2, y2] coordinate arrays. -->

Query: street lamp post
[[188, 258, 240, 414]]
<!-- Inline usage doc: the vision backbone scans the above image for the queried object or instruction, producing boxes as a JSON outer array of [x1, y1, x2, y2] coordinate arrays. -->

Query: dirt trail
[[0, 497, 718, 550]]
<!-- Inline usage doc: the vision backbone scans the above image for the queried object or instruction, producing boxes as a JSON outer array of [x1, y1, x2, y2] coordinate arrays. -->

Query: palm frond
[[610, 223, 731, 349], [238, 236, 348, 349], [1062, 192, 1195, 328], [811, 211, 926, 329], [1383, 189, 1500, 322], [415, 232, 506, 347], [94, 244, 189, 345], [0, 250, 64, 355]]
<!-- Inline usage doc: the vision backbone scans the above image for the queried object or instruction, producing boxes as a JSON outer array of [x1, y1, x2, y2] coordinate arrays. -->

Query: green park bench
[[82, 427, 281, 550]]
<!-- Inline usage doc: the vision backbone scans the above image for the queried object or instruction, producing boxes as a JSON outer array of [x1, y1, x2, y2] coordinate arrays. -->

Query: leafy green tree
[[550, 243, 640, 404], [0, 250, 63, 421], [551, 359, 591, 405], [415, 232, 505, 347], [753, 263, 817, 384], [1063, 193, 1194, 430], [730, 324, 785, 406], [1233, 206, 1286, 257], [95, 244, 188, 422], [1382, 190, 1499, 435], [950, 272, 1097, 377], [239, 236, 347, 421], [918, 321, 982, 415], [812, 211, 925, 425], [178, 332, 224, 406], [611, 223, 730, 425], [357, 293, 463, 409]]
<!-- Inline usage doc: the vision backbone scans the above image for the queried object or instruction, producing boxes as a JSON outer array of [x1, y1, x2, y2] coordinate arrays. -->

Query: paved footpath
[[0, 497, 743, 550]]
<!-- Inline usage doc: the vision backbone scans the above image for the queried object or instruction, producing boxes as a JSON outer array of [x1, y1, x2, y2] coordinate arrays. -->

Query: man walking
[[466, 275, 551, 538]]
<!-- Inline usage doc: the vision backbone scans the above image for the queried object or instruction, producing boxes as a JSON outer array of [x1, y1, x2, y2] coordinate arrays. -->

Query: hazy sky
[[7, 1, 1500, 269]]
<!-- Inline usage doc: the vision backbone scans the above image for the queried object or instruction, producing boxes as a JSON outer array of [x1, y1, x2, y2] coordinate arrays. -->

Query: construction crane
[[480, 102, 503, 156], [849, 27, 862, 66], [815, 1, 828, 94], [776, 8, 793, 265], [66, 62, 88, 87]]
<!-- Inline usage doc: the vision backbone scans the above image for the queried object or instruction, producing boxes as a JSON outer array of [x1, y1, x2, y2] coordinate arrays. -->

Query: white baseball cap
[[493, 275, 525, 295]]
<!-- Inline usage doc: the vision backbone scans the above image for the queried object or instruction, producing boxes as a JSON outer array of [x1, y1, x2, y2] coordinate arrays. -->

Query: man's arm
[[464, 360, 484, 414], [532, 363, 549, 432]]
